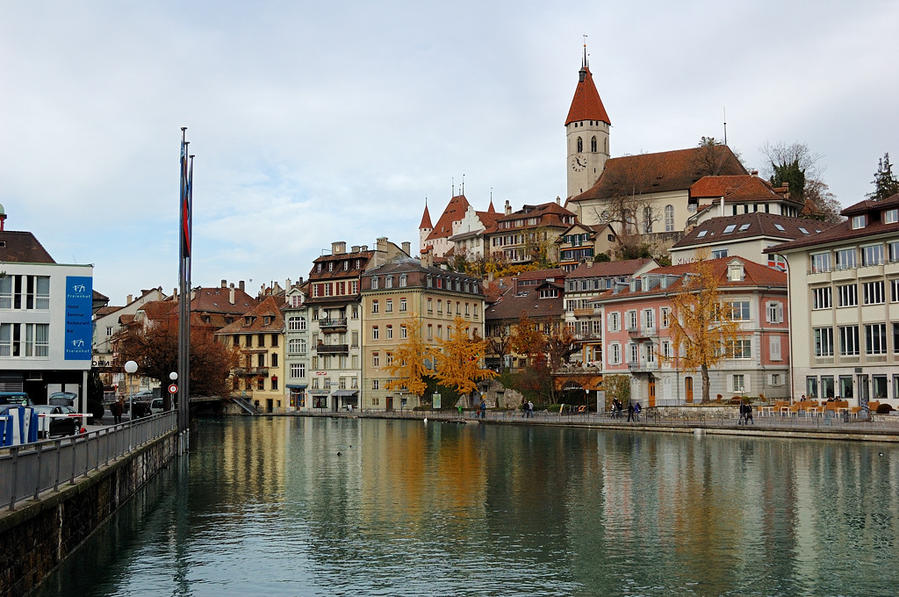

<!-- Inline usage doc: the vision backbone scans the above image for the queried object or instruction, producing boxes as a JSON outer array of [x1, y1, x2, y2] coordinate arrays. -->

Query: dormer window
[[723, 225, 736, 234], [738, 223, 750, 232], [885, 209, 899, 224], [244, 316, 252, 325], [343, 260, 349, 271], [852, 215, 867, 229], [263, 316, 272, 326], [727, 263, 744, 282], [328, 262, 333, 272], [697, 230, 708, 238], [371, 276, 379, 290]]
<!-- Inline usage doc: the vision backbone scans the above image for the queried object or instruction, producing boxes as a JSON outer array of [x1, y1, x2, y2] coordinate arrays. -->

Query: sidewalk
[[290, 408, 899, 443]]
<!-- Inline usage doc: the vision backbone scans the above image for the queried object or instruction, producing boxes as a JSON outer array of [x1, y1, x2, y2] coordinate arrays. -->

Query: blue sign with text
[[64, 276, 93, 360]]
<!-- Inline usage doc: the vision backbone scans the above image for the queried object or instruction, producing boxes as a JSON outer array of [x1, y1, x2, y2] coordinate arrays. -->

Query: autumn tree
[[801, 179, 843, 224], [115, 318, 238, 400], [510, 314, 546, 367], [589, 155, 660, 255], [869, 153, 899, 200], [433, 316, 496, 404], [383, 318, 436, 405], [764, 141, 840, 223], [486, 322, 513, 372], [667, 260, 739, 403], [545, 325, 578, 371]]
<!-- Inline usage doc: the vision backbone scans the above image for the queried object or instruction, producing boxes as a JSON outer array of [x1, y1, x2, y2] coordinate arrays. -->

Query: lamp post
[[124, 360, 138, 450]]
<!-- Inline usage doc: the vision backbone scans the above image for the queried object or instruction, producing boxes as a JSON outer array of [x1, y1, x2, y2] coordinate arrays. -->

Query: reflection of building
[[216, 296, 286, 413], [594, 257, 789, 405], [360, 255, 484, 410], [307, 238, 408, 411], [0, 216, 93, 411], [282, 282, 309, 411], [770, 193, 899, 406]]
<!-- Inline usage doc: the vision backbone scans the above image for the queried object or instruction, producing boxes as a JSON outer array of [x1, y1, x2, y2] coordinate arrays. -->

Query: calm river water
[[36, 417, 899, 596]]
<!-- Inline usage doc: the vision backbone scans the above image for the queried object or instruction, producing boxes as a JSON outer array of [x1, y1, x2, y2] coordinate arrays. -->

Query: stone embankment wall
[[0, 431, 179, 597]]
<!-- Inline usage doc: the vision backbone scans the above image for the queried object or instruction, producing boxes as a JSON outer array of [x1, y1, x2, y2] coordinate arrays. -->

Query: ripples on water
[[35, 417, 899, 596]]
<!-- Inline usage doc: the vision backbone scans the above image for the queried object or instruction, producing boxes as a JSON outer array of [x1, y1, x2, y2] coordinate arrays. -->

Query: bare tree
[[589, 157, 661, 256]]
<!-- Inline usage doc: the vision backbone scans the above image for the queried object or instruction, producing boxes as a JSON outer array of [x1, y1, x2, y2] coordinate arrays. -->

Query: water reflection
[[36, 419, 899, 596]]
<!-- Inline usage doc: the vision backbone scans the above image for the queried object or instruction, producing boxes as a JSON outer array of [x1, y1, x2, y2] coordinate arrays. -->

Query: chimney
[[376, 237, 389, 253], [221, 279, 227, 288], [229, 287, 235, 304], [351, 245, 360, 253], [190, 289, 196, 301], [239, 280, 245, 292], [422, 249, 433, 268], [556, 196, 561, 205], [332, 241, 346, 255], [360, 245, 368, 252], [127, 294, 133, 304], [402, 241, 411, 255], [504, 200, 511, 215], [173, 287, 178, 298], [750, 169, 759, 177], [720, 196, 725, 217]]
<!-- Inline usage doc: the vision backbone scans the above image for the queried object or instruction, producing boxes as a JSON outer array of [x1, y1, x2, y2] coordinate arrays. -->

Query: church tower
[[565, 46, 611, 198], [418, 200, 433, 254]]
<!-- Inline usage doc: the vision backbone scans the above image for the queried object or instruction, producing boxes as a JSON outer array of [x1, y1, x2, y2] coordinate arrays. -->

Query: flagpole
[[177, 127, 191, 443]]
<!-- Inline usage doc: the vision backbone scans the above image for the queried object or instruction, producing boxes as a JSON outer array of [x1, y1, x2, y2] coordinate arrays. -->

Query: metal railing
[[0, 411, 177, 511]]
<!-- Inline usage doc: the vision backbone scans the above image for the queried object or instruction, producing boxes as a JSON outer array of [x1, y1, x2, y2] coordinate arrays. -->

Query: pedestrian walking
[[112, 397, 124, 424], [521, 399, 527, 418], [738, 402, 746, 425], [479, 397, 487, 419], [634, 402, 641, 421], [745, 403, 753, 425], [457, 403, 464, 418], [627, 402, 635, 422], [527, 400, 534, 418]]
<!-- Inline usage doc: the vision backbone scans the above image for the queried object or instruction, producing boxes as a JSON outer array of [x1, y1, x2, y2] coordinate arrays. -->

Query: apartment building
[[306, 238, 407, 411], [216, 296, 286, 413], [556, 222, 618, 271], [485, 200, 577, 265], [360, 257, 484, 410], [769, 194, 899, 406], [282, 282, 309, 411], [563, 258, 657, 365], [593, 258, 789, 405]]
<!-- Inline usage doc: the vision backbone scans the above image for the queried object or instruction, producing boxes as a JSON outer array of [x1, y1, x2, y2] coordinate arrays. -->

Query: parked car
[[49, 391, 77, 407], [31, 404, 79, 437], [0, 392, 33, 407], [149, 398, 165, 415]]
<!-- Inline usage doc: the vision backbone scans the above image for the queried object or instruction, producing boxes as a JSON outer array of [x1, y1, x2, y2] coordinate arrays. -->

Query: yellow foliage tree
[[434, 316, 497, 402], [383, 318, 435, 402], [668, 260, 740, 403], [510, 314, 546, 366]]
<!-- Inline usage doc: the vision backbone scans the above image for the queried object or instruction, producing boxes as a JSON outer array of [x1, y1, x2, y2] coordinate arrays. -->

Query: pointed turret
[[487, 199, 496, 214], [419, 202, 433, 229], [565, 43, 612, 198], [565, 63, 610, 126]]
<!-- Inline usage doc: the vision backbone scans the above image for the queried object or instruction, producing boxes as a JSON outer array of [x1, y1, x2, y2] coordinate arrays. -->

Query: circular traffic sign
[[168, 384, 178, 394]]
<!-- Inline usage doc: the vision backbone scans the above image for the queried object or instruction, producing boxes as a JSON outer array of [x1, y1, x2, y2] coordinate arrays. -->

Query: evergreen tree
[[869, 153, 899, 200]]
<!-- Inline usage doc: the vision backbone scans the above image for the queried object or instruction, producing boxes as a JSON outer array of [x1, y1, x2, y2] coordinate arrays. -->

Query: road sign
[[168, 384, 178, 394]]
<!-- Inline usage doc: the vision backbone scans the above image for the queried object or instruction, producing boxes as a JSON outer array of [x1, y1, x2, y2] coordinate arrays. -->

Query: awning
[[286, 384, 307, 389], [332, 390, 358, 397], [308, 389, 329, 396]]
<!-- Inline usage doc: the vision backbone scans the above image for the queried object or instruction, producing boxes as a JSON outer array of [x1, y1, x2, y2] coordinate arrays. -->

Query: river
[[35, 416, 899, 596]]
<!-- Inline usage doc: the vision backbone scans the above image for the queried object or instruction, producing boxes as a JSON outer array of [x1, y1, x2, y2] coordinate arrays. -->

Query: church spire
[[565, 44, 610, 126], [419, 200, 433, 229]]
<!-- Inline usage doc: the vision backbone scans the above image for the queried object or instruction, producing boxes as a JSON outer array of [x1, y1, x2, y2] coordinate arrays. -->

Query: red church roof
[[565, 66, 610, 126], [426, 194, 471, 241]]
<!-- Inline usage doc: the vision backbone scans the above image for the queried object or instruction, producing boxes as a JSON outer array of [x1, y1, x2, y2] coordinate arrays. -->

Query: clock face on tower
[[570, 155, 586, 172]]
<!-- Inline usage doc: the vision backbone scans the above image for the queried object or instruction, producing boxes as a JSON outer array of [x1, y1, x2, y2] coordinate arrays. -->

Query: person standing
[[627, 402, 635, 422], [745, 402, 753, 425], [479, 397, 487, 419], [112, 397, 123, 424], [527, 400, 534, 418]]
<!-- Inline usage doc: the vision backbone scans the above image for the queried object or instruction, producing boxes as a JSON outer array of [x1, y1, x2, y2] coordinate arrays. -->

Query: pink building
[[592, 257, 789, 405]]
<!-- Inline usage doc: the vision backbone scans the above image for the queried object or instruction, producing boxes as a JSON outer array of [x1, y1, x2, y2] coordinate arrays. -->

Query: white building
[[0, 225, 93, 411], [282, 282, 310, 411]]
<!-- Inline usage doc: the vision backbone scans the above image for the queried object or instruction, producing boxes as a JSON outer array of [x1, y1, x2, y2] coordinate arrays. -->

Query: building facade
[[360, 258, 484, 410], [282, 283, 309, 411], [770, 194, 899, 406]]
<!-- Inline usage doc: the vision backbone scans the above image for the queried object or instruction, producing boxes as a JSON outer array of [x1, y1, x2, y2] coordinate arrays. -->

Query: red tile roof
[[565, 66, 610, 126], [690, 174, 795, 203], [569, 146, 746, 202], [419, 203, 433, 229], [486, 202, 576, 233], [485, 286, 564, 322], [215, 296, 285, 335], [426, 195, 471, 241], [566, 258, 654, 279], [516, 268, 566, 281]]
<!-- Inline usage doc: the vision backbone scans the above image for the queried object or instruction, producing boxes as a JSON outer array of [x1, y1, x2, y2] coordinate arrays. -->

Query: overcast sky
[[2, 1, 897, 304]]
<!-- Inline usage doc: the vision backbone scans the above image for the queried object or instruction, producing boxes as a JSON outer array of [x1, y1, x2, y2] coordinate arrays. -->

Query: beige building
[[769, 194, 899, 407], [484, 200, 577, 265], [360, 258, 484, 411], [216, 295, 286, 413]]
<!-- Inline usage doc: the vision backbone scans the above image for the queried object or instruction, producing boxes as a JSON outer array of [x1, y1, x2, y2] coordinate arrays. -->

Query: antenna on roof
[[723, 106, 727, 146], [461, 173, 465, 195], [452, 176, 455, 197], [490, 186, 493, 203]]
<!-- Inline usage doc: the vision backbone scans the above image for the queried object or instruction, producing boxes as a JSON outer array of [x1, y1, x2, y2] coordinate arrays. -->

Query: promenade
[[290, 407, 899, 443]]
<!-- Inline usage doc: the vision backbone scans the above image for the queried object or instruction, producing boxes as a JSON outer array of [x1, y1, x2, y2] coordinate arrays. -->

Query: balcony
[[627, 360, 657, 373], [316, 343, 349, 354], [628, 327, 656, 340], [573, 308, 595, 318], [234, 367, 269, 377], [319, 318, 348, 332]]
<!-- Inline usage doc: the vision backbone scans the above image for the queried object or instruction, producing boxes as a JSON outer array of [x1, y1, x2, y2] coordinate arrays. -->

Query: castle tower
[[418, 200, 433, 254], [565, 46, 611, 198]]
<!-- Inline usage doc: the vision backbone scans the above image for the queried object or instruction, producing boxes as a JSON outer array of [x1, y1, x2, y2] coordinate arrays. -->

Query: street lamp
[[124, 360, 137, 450]]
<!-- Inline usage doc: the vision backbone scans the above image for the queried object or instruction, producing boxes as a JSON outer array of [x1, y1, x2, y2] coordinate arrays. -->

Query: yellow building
[[215, 295, 286, 413], [360, 258, 485, 411]]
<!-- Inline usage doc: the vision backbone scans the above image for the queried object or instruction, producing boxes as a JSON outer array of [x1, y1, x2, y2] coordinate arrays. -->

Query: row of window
[[573, 134, 608, 154], [565, 277, 627, 293], [370, 274, 407, 290], [812, 323, 899, 357], [234, 376, 278, 391], [316, 259, 362, 273], [0, 322, 49, 358], [0, 275, 50, 310], [231, 333, 279, 348], [309, 354, 359, 370], [312, 280, 359, 298], [371, 298, 408, 313], [309, 376, 358, 389], [812, 279, 899, 309], [811, 241, 899, 273], [804, 373, 898, 401], [371, 325, 409, 341], [605, 337, 762, 366], [241, 352, 278, 368]]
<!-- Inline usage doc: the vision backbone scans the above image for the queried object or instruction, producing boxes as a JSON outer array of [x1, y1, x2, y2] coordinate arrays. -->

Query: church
[[421, 49, 767, 262]]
